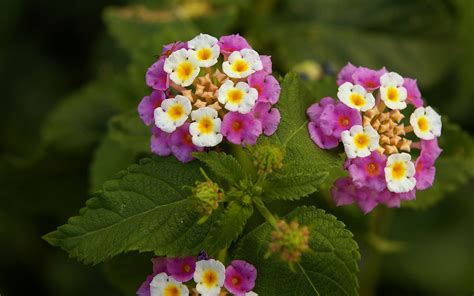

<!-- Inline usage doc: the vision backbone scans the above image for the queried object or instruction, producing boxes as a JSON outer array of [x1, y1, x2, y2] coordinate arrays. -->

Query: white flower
[[222, 48, 262, 78], [193, 259, 226, 296], [154, 95, 192, 133], [245, 292, 258, 296], [409, 106, 442, 140], [341, 125, 380, 159], [337, 82, 375, 111], [384, 153, 416, 193], [188, 33, 220, 67], [189, 107, 223, 147], [150, 272, 189, 296], [164, 48, 200, 87], [217, 80, 258, 114], [379, 72, 408, 110]]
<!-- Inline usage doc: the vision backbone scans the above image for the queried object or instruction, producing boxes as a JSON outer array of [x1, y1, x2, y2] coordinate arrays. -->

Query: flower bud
[[190, 180, 223, 217], [251, 141, 285, 174], [268, 219, 310, 264]]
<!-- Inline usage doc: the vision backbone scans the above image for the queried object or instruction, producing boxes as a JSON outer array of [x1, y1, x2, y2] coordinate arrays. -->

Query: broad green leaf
[[263, 171, 329, 201], [193, 151, 246, 184], [234, 206, 360, 296], [202, 201, 253, 256], [405, 120, 474, 209], [44, 157, 218, 264]]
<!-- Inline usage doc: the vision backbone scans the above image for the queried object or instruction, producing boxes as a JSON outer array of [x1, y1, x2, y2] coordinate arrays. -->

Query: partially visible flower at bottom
[[150, 273, 189, 296], [137, 257, 168, 296], [170, 123, 204, 163], [151, 126, 172, 157], [224, 260, 257, 296], [194, 259, 226, 296], [167, 256, 197, 282]]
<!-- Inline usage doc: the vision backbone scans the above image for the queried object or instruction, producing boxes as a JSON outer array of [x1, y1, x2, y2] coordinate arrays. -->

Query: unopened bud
[[250, 141, 286, 174], [190, 180, 223, 217], [268, 219, 310, 264]]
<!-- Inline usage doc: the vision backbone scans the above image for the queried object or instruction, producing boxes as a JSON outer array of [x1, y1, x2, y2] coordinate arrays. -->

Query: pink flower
[[415, 153, 436, 190], [403, 78, 424, 107], [224, 260, 257, 296], [166, 256, 196, 282], [352, 66, 387, 91], [319, 102, 362, 139], [137, 257, 168, 296], [218, 34, 251, 56], [337, 63, 357, 86], [421, 138, 442, 161], [248, 72, 281, 104], [146, 59, 169, 91], [170, 123, 204, 163], [259, 55, 272, 74], [307, 98, 339, 149], [252, 102, 281, 136], [150, 126, 171, 156], [221, 112, 262, 145], [331, 177, 358, 206], [160, 41, 188, 59], [138, 90, 166, 126], [347, 151, 387, 191], [307, 97, 336, 123]]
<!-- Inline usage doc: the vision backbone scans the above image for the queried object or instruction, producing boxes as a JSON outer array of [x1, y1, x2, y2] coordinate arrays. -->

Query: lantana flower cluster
[[307, 63, 442, 213], [138, 34, 281, 163], [137, 253, 258, 296]]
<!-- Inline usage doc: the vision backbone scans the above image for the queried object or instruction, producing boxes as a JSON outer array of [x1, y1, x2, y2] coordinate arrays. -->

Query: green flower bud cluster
[[191, 179, 223, 217], [250, 141, 285, 174], [268, 219, 310, 264]]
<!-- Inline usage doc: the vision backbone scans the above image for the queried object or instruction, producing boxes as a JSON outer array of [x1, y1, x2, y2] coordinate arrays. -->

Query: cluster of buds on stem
[[268, 219, 310, 265], [248, 140, 285, 174]]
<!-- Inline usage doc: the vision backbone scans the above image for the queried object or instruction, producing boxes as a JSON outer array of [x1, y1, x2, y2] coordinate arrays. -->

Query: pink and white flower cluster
[[307, 63, 442, 213], [138, 34, 281, 163], [137, 254, 258, 296]]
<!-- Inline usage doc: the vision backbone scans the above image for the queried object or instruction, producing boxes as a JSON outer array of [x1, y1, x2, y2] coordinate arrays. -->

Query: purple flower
[[347, 151, 387, 191], [352, 66, 387, 91], [160, 41, 188, 59], [137, 257, 167, 296], [221, 112, 262, 145], [415, 153, 436, 190], [337, 63, 357, 86], [150, 126, 171, 156], [138, 90, 166, 126], [259, 55, 272, 74], [170, 122, 203, 163], [248, 72, 281, 104], [218, 34, 251, 56], [403, 78, 424, 107], [319, 102, 362, 139], [331, 177, 357, 206], [146, 59, 169, 91], [166, 256, 196, 282], [252, 102, 281, 136], [378, 189, 416, 208], [307, 97, 336, 122], [420, 138, 442, 161], [224, 260, 257, 296], [308, 122, 339, 149]]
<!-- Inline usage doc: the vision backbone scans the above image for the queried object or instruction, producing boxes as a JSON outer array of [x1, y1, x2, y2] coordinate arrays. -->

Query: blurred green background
[[0, 0, 473, 295]]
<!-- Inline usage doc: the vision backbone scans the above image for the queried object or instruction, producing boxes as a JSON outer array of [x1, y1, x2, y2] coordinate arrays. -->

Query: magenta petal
[[308, 122, 339, 149], [307, 97, 336, 123], [248, 72, 281, 104], [319, 103, 362, 139], [224, 260, 257, 295], [136, 275, 153, 296], [218, 34, 251, 56], [138, 90, 166, 126], [331, 177, 357, 206], [352, 66, 387, 91], [252, 102, 281, 136], [403, 78, 424, 107], [337, 63, 357, 86], [152, 257, 168, 275], [161, 41, 188, 59], [170, 123, 203, 163], [166, 256, 196, 282], [151, 126, 172, 156], [420, 138, 442, 161], [259, 55, 272, 74], [146, 59, 169, 91], [347, 151, 387, 192], [222, 112, 262, 145]]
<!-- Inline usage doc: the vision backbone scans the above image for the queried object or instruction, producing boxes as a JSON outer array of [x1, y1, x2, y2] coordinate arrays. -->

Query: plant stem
[[253, 197, 278, 229]]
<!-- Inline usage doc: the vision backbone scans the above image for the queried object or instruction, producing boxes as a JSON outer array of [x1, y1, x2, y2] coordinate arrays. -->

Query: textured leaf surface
[[202, 201, 253, 256], [405, 120, 474, 209], [44, 157, 217, 264], [194, 151, 246, 184], [263, 171, 329, 201], [234, 206, 360, 296]]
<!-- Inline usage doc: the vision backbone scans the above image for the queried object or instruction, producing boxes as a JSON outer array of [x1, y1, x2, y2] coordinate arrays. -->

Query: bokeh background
[[1, 0, 473, 295]]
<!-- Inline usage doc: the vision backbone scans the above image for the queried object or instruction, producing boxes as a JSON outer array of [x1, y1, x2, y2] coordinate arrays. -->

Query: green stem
[[253, 197, 278, 229]]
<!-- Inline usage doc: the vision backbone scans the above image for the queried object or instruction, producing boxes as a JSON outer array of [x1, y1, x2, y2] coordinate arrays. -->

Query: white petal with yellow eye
[[222, 49, 262, 78], [150, 272, 190, 296], [217, 80, 257, 114], [189, 107, 223, 147], [384, 153, 416, 193], [341, 125, 380, 159], [154, 95, 191, 133], [188, 33, 220, 67], [193, 259, 226, 296], [337, 82, 375, 111], [380, 72, 408, 110], [164, 48, 200, 87]]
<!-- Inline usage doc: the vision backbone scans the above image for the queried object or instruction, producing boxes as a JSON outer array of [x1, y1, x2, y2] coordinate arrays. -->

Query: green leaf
[[201, 201, 253, 256], [194, 151, 246, 184], [263, 171, 329, 201], [44, 157, 218, 264], [234, 206, 360, 296], [405, 120, 474, 209]]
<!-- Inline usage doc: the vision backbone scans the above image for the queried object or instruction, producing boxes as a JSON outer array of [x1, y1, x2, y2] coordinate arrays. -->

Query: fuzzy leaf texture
[[44, 157, 219, 264], [404, 119, 474, 209], [193, 151, 246, 184], [234, 206, 360, 296], [264, 74, 338, 201], [201, 201, 253, 257]]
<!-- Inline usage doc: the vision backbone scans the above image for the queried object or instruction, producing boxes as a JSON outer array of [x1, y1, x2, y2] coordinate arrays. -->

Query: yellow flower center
[[198, 117, 214, 134], [167, 104, 185, 121], [176, 61, 195, 81], [390, 161, 406, 180], [164, 284, 180, 296], [232, 59, 249, 73], [417, 116, 429, 132], [196, 48, 212, 61], [227, 89, 244, 104], [386, 87, 399, 102], [354, 133, 370, 149], [349, 93, 365, 107], [202, 270, 218, 288]]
